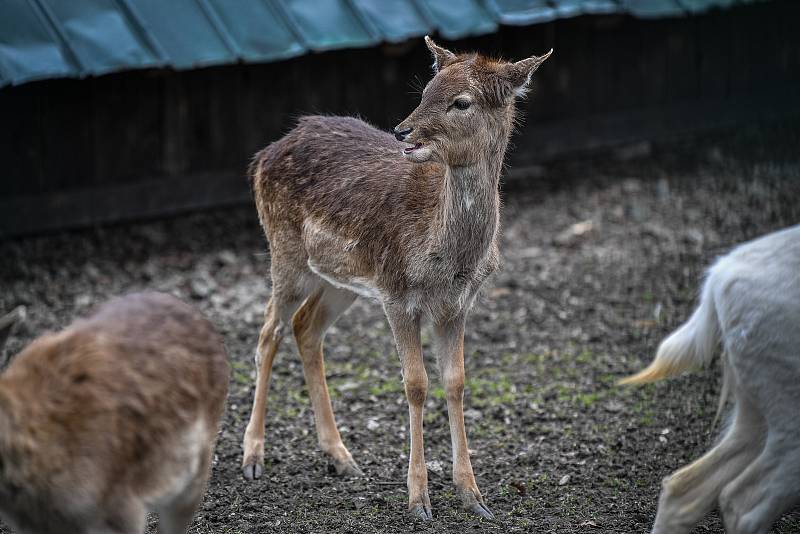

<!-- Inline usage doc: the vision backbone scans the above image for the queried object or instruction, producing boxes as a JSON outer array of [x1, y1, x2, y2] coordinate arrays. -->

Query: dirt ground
[[2, 123, 800, 533]]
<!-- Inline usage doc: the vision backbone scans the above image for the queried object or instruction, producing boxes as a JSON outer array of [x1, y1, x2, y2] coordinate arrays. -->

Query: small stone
[[190, 279, 212, 299], [516, 246, 542, 258], [337, 381, 360, 392], [426, 460, 444, 476], [558, 474, 571, 486], [464, 408, 482, 421], [554, 220, 594, 247], [74, 294, 92, 308], [217, 249, 238, 265], [366, 418, 380, 431], [490, 287, 511, 298]]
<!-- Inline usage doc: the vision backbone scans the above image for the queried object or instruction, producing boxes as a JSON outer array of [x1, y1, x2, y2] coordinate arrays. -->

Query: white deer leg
[[719, 440, 800, 534], [433, 315, 493, 519], [650, 395, 765, 534], [385, 306, 431, 520], [719, 368, 800, 534]]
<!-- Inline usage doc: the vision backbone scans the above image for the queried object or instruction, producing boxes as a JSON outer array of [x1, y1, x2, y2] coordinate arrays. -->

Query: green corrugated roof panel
[[352, 0, 432, 43], [416, 0, 498, 40], [279, 0, 375, 51], [553, 0, 620, 16], [206, 0, 304, 62], [484, 0, 558, 25], [618, 0, 687, 18], [0, 0, 75, 86], [0, 0, 760, 88], [39, 0, 161, 76], [679, 0, 737, 13], [124, 0, 233, 68]]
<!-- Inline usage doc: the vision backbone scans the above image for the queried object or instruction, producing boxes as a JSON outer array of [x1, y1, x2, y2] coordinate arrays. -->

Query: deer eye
[[453, 98, 471, 110]]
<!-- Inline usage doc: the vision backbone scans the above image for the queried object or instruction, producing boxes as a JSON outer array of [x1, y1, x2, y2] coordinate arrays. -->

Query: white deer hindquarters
[[303, 218, 382, 301]]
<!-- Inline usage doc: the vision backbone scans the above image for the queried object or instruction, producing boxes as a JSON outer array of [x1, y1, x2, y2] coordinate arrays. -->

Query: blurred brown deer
[[242, 36, 551, 520], [0, 293, 229, 534]]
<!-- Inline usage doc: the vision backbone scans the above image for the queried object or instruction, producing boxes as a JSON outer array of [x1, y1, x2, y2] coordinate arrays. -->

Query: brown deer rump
[[0, 293, 228, 498], [251, 115, 444, 230]]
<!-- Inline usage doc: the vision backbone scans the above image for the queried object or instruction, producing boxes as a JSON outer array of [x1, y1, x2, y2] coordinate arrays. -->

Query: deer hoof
[[242, 461, 263, 481], [409, 503, 433, 521], [469, 501, 495, 520], [327, 457, 363, 477], [459, 488, 495, 520]]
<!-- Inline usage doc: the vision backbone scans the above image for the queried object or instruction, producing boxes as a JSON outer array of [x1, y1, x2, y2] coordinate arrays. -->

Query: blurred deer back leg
[[89, 497, 146, 534], [292, 283, 360, 476], [157, 441, 215, 534]]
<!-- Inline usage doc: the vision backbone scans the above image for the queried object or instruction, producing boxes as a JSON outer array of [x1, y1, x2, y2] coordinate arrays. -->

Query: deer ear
[[425, 35, 456, 73], [504, 49, 553, 97]]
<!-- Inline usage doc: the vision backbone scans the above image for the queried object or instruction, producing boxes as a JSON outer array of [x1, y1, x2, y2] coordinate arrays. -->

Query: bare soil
[[2, 123, 800, 533]]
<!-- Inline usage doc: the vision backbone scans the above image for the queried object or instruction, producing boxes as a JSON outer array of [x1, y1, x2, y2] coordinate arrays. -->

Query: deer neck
[[432, 132, 507, 266]]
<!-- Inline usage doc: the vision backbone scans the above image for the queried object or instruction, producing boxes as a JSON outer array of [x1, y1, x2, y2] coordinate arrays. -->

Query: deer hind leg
[[88, 497, 146, 534], [292, 283, 360, 476], [719, 375, 800, 533], [719, 441, 800, 534], [242, 292, 303, 480], [157, 443, 214, 534], [433, 316, 493, 520], [385, 306, 431, 521], [650, 391, 765, 534], [157, 497, 201, 534]]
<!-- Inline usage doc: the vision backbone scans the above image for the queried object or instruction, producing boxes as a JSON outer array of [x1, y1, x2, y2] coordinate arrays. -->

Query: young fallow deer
[[621, 224, 800, 533], [242, 36, 552, 520], [0, 293, 229, 534]]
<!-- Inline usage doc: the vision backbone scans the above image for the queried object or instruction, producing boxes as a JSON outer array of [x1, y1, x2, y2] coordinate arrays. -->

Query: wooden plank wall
[[1, 0, 799, 238]]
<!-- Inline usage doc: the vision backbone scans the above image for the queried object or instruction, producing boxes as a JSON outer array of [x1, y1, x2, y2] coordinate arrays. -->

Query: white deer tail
[[620, 278, 719, 386]]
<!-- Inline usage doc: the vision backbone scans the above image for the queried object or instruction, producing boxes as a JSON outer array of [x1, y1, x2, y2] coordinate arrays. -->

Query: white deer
[[621, 224, 800, 533]]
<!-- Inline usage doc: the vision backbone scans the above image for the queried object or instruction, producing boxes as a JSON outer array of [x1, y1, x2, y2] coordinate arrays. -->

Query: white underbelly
[[308, 260, 382, 301]]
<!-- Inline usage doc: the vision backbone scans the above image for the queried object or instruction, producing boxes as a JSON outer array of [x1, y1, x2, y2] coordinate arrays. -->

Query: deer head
[[394, 36, 552, 166]]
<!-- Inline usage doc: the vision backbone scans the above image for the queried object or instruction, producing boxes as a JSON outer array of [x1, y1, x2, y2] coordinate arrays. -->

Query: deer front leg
[[433, 316, 494, 520], [385, 306, 431, 521]]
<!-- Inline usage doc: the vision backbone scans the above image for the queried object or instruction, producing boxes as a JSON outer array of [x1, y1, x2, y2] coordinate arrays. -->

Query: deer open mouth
[[403, 142, 423, 154]]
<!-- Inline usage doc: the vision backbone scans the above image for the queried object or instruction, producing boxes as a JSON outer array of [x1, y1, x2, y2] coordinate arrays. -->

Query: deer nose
[[394, 127, 412, 142]]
